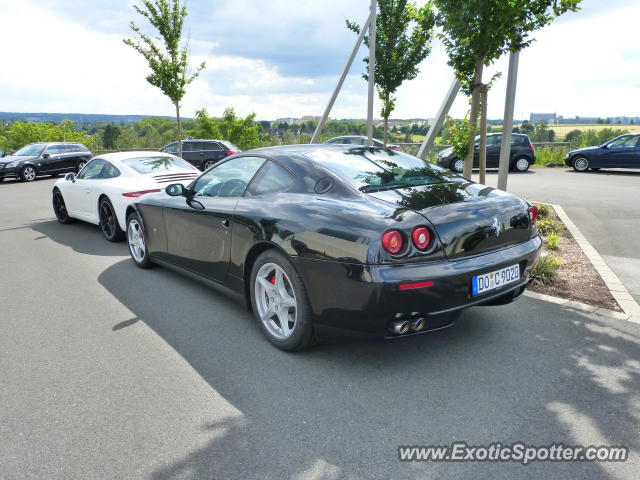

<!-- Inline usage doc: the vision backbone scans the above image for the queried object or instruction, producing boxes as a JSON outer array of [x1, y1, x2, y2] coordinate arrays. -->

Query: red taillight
[[411, 226, 431, 250], [381, 229, 403, 254], [530, 143, 535, 152], [528, 205, 538, 224], [399, 280, 434, 290], [122, 189, 161, 198], [225, 151, 237, 156], [389, 145, 400, 151]]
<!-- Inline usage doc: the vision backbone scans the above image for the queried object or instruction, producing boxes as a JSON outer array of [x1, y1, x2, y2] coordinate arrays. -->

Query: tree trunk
[[463, 55, 485, 178], [479, 85, 488, 185], [384, 116, 389, 147], [175, 102, 182, 158]]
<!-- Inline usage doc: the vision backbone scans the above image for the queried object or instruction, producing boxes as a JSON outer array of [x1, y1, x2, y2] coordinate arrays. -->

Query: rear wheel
[[76, 160, 87, 173], [450, 158, 464, 173], [52, 189, 74, 224], [127, 212, 153, 268], [513, 156, 531, 172], [98, 197, 124, 242], [202, 159, 216, 170], [20, 165, 37, 182], [572, 156, 589, 172], [250, 250, 315, 351]]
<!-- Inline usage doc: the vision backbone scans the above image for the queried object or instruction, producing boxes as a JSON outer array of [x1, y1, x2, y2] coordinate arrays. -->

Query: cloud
[[1, 0, 639, 121]]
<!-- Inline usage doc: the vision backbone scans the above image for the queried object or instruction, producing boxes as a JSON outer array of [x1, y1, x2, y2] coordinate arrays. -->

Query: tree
[[434, 0, 581, 178], [102, 124, 121, 149], [123, 0, 205, 158], [347, 0, 435, 146], [191, 108, 261, 150]]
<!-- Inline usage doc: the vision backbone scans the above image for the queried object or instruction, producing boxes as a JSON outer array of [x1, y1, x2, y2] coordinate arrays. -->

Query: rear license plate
[[472, 264, 520, 296]]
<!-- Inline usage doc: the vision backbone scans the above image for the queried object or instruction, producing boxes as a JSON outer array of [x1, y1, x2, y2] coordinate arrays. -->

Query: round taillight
[[381, 230, 403, 254], [412, 226, 431, 250]]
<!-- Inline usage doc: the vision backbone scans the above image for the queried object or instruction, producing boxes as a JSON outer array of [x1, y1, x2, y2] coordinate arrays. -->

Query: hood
[[0, 155, 37, 163], [568, 145, 600, 155], [368, 181, 532, 260]]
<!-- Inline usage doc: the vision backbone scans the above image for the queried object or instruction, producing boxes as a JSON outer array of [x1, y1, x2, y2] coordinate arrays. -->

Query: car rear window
[[122, 156, 196, 174], [220, 141, 239, 152], [307, 148, 465, 193]]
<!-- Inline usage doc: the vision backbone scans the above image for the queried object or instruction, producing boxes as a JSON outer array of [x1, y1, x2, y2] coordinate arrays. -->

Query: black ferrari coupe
[[125, 145, 542, 350]]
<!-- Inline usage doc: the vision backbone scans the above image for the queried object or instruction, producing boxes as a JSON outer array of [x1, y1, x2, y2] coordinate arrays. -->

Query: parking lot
[[1, 171, 639, 479]]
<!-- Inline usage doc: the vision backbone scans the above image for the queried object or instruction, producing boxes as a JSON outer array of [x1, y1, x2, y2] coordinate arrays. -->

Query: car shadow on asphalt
[[97, 259, 640, 480], [565, 169, 640, 177], [29, 219, 127, 257]]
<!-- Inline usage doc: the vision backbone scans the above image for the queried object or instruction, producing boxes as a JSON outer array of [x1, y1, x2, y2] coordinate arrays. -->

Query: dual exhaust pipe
[[389, 317, 425, 335]]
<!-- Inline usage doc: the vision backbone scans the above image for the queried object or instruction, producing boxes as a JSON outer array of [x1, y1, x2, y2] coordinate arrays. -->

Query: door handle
[[221, 218, 230, 228]]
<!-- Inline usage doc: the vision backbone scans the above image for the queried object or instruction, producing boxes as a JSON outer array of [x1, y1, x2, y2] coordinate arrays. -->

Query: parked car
[[324, 135, 401, 151], [437, 133, 536, 173], [0, 142, 92, 182], [159, 139, 240, 171], [565, 134, 640, 171], [124, 145, 541, 350], [52, 151, 199, 241]]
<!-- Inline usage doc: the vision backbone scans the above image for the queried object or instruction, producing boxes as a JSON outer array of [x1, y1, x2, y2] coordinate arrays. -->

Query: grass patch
[[533, 147, 566, 166], [545, 233, 561, 250], [532, 254, 563, 285], [537, 218, 565, 236]]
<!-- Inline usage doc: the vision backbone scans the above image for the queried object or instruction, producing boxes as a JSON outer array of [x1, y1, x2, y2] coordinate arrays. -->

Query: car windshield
[[13, 144, 45, 156], [307, 148, 465, 193], [122, 156, 196, 174]]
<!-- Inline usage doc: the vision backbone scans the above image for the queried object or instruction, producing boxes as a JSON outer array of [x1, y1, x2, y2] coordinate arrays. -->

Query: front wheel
[[52, 189, 74, 224], [250, 250, 315, 351], [450, 158, 464, 173], [572, 156, 589, 172], [20, 165, 37, 182], [98, 197, 124, 242], [513, 157, 531, 172], [126, 212, 153, 268]]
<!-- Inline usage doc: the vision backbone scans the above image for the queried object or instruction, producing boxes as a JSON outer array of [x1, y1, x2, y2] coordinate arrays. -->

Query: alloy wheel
[[22, 166, 36, 181], [254, 262, 298, 340], [453, 159, 464, 173], [53, 191, 68, 221], [100, 202, 116, 238], [573, 157, 588, 171], [515, 158, 530, 172], [77, 161, 87, 172], [127, 219, 146, 263], [203, 160, 215, 170]]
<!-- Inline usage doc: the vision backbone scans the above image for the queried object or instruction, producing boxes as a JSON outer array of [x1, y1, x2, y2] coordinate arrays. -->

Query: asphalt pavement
[[1, 174, 639, 479]]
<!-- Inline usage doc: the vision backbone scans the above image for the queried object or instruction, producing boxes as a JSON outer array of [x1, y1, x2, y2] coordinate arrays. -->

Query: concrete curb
[[524, 291, 638, 323], [531, 202, 640, 321]]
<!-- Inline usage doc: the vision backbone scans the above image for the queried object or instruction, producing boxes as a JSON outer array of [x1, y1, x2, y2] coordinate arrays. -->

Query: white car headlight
[[5, 161, 19, 168]]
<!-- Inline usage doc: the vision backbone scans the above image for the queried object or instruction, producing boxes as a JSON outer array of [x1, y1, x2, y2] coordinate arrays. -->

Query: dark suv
[[0, 142, 92, 182], [159, 139, 240, 171], [437, 133, 536, 173]]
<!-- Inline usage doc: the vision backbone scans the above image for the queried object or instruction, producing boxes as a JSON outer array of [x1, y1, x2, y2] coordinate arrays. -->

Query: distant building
[[530, 113, 557, 124]]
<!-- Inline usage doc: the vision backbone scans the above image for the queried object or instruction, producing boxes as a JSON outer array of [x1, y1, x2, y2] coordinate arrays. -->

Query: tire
[[513, 156, 531, 172], [126, 211, 153, 269], [572, 156, 589, 172], [0, 177, 5, 182], [249, 249, 315, 351], [20, 165, 37, 182], [76, 160, 87, 173], [98, 197, 125, 242], [52, 188, 74, 224], [450, 158, 464, 173], [202, 159, 216, 170]]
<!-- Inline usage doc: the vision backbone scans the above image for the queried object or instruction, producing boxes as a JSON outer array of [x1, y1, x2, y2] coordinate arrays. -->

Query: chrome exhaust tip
[[410, 317, 426, 332], [390, 320, 410, 335]]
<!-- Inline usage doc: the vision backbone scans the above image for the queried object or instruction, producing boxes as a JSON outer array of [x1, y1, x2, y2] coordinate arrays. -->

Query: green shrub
[[545, 233, 560, 250], [532, 254, 563, 285], [537, 218, 564, 236], [534, 203, 550, 219], [533, 147, 565, 166]]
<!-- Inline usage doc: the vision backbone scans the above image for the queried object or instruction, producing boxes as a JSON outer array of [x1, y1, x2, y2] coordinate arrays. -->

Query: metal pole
[[417, 79, 460, 159], [311, 10, 374, 143], [497, 50, 520, 191], [366, 0, 377, 147], [479, 85, 488, 184]]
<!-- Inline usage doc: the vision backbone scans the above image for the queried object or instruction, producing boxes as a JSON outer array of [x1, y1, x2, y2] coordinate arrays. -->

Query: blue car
[[565, 134, 640, 171]]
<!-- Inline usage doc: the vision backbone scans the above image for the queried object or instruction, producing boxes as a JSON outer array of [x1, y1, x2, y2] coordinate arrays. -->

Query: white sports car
[[52, 151, 199, 241]]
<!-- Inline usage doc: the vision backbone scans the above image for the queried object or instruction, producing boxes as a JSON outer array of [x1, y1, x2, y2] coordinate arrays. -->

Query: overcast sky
[[1, 0, 639, 120]]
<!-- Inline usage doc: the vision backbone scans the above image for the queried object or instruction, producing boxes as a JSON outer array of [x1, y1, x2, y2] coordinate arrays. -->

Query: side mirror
[[42, 153, 50, 159], [65, 173, 76, 182], [165, 183, 185, 196]]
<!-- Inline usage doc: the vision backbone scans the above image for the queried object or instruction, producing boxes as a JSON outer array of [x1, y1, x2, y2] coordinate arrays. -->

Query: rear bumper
[[293, 236, 542, 339]]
